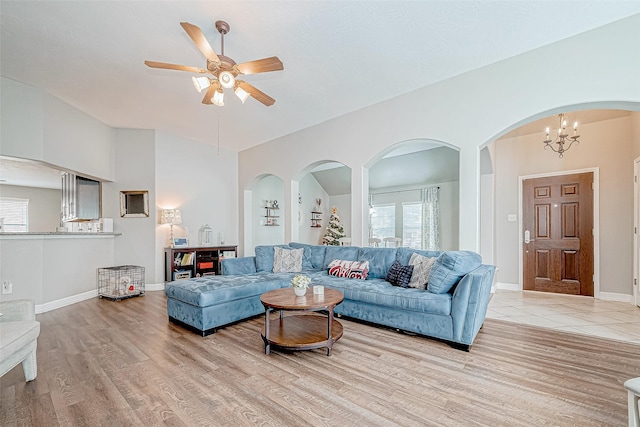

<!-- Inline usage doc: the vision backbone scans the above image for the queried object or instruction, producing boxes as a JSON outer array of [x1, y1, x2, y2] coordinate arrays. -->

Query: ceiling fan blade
[[236, 57, 284, 75], [237, 81, 275, 106], [145, 60, 207, 74], [202, 84, 216, 105], [180, 22, 221, 65]]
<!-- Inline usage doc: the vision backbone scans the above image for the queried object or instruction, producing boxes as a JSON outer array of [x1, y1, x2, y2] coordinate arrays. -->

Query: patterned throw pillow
[[327, 259, 369, 280], [408, 252, 437, 289], [272, 247, 303, 273], [385, 260, 414, 288]]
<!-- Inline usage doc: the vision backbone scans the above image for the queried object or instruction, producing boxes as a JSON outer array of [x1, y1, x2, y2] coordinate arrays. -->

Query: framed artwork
[[173, 237, 189, 248], [120, 190, 149, 217]]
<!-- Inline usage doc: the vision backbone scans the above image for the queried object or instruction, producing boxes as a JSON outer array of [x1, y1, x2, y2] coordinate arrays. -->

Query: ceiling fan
[[145, 20, 283, 107]]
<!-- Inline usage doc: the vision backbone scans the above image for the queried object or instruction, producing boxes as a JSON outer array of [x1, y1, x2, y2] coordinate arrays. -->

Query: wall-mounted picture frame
[[120, 190, 149, 217], [173, 237, 189, 248]]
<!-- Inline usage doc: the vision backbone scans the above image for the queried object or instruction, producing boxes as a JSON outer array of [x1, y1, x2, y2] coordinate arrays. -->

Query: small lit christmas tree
[[322, 207, 346, 246]]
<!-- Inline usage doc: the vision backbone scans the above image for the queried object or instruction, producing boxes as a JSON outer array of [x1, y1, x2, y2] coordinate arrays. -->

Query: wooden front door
[[523, 172, 594, 296]]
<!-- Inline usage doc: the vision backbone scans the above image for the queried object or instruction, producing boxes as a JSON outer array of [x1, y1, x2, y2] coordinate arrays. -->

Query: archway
[[365, 139, 460, 250], [294, 160, 352, 245], [485, 107, 640, 301]]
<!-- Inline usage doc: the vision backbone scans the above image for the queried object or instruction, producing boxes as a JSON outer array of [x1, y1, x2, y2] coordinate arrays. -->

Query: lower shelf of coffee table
[[261, 314, 343, 351]]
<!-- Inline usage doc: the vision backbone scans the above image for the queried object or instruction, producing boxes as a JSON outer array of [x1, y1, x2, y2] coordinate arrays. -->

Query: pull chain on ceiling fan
[[145, 20, 283, 106]]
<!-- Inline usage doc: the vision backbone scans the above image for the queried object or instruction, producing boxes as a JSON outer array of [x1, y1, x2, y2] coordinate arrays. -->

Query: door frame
[[634, 157, 640, 306], [518, 167, 600, 297]]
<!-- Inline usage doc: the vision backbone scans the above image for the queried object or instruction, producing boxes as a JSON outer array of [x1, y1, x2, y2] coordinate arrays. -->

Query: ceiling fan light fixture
[[212, 87, 224, 106], [234, 85, 249, 103], [219, 71, 235, 89], [192, 76, 211, 93]]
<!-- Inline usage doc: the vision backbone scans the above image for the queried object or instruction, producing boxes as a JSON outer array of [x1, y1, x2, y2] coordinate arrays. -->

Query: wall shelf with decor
[[264, 206, 280, 226], [164, 245, 238, 282], [311, 211, 322, 227]]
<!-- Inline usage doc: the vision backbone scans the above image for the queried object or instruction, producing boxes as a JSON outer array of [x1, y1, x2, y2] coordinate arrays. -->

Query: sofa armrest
[[450, 265, 495, 345], [221, 256, 257, 275], [0, 299, 35, 322]]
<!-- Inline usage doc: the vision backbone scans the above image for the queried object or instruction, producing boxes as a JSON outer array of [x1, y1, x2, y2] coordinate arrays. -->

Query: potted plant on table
[[291, 274, 311, 296]]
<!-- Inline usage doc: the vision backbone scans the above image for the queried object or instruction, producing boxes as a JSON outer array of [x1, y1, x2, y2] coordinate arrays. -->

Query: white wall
[[297, 173, 329, 245], [0, 184, 60, 232], [102, 129, 157, 283], [155, 131, 239, 279], [0, 235, 115, 309], [0, 77, 115, 181], [250, 175, 285, 251], [493, 115, 637, 295], [238, 15, 640, 253], [1, 77, 45, 161]]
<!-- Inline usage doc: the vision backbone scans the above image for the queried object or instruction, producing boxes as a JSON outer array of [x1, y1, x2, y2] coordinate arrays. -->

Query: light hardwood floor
[[1, 291, 639, 426]]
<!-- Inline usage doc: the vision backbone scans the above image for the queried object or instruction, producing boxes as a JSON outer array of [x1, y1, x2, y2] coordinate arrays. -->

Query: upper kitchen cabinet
[[61, 172, 101, 221]]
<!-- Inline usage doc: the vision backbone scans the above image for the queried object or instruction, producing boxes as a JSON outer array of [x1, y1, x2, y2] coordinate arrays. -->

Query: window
[[403, 202, 422, 249], [0, 197, 29, 232], [370, 204, 395, 240]]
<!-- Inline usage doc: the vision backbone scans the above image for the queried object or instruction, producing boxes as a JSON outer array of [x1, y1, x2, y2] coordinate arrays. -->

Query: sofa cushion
[[358, 247, 397, 279], [289, 242, 326, 270], [323, 246, 359, 269], [408, 253, 437, 289], [255, 245, 291, 272], [272, 247, 303, 273], [396, 247, 442, 265], [307, 272, 451, 316], [221, 256, 257, 275], [165, 273, 290, 307], [328, 259, 369, 280], [427, 251, 482, 294], [385, 260, 414, 288]]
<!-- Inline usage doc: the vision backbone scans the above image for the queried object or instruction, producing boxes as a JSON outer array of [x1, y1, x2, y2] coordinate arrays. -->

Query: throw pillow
[[328, 259, 369, 280], [272, 247, 303, 273], [408, 252, 437, 289], [427, 251, 482, 294], [385, 260, 414, 288]]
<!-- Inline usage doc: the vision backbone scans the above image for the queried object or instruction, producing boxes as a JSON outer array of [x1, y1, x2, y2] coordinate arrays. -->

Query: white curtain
[[422, 187, 440, 251]]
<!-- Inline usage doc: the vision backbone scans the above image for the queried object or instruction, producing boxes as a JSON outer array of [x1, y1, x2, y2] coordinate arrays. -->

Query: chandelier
[[543, 113, 580, 158]]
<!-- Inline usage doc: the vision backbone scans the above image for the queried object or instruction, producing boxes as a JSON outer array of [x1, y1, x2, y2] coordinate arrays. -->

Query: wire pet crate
[[97, 265, 145, 301]]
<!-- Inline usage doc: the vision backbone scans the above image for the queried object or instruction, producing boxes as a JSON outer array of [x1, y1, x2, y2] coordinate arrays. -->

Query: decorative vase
[[294, 287, 306, 296]]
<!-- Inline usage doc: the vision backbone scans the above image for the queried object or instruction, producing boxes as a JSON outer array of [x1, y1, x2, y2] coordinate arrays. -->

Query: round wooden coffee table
[[260, 287, 344, 356]]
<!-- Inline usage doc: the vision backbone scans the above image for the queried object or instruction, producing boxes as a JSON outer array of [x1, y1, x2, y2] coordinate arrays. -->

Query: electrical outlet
[[2, 281, 13, 295]]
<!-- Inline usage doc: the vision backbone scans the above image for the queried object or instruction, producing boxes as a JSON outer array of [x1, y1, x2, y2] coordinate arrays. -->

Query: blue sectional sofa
[[165, 243, 496, 350]]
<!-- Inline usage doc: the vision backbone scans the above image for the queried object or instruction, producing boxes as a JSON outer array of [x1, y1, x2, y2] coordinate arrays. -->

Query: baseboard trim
[[146, 283, 165, 292], [495, 282, 520, 291], [597, 291, 634, 303], [36, 289, 97, 314], [35, 284, 166, 314], [494, 284, 634, 304]]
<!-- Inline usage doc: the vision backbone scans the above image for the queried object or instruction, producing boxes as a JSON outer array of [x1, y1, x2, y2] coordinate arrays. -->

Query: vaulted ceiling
[[2, 1, 639, 153]]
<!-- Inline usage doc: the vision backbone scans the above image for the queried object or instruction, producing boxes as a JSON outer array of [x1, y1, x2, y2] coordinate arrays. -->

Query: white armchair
[[0, 299, 40, 382], [626, 377, 640, 427]]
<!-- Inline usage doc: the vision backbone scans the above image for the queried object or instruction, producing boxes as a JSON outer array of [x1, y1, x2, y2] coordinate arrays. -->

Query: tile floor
[[487, 290, 640, 345]]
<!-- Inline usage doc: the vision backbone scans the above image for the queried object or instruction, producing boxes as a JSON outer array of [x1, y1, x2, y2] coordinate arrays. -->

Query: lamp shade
[[212, 88, 224, 106], [235, 85, 249, 103], [161, 209, 182, 225], [192, 76, 211, 93]]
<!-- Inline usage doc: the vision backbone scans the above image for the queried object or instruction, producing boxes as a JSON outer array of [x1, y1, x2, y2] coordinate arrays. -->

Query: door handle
[[524, 230, 535, 244]]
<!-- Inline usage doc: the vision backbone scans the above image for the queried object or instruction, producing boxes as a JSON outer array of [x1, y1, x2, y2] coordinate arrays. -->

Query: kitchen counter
[[0, 232, 122, 239]]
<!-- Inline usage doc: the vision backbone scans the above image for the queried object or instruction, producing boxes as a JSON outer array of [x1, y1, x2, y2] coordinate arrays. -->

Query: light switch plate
[[507, 214, 517, 222]]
